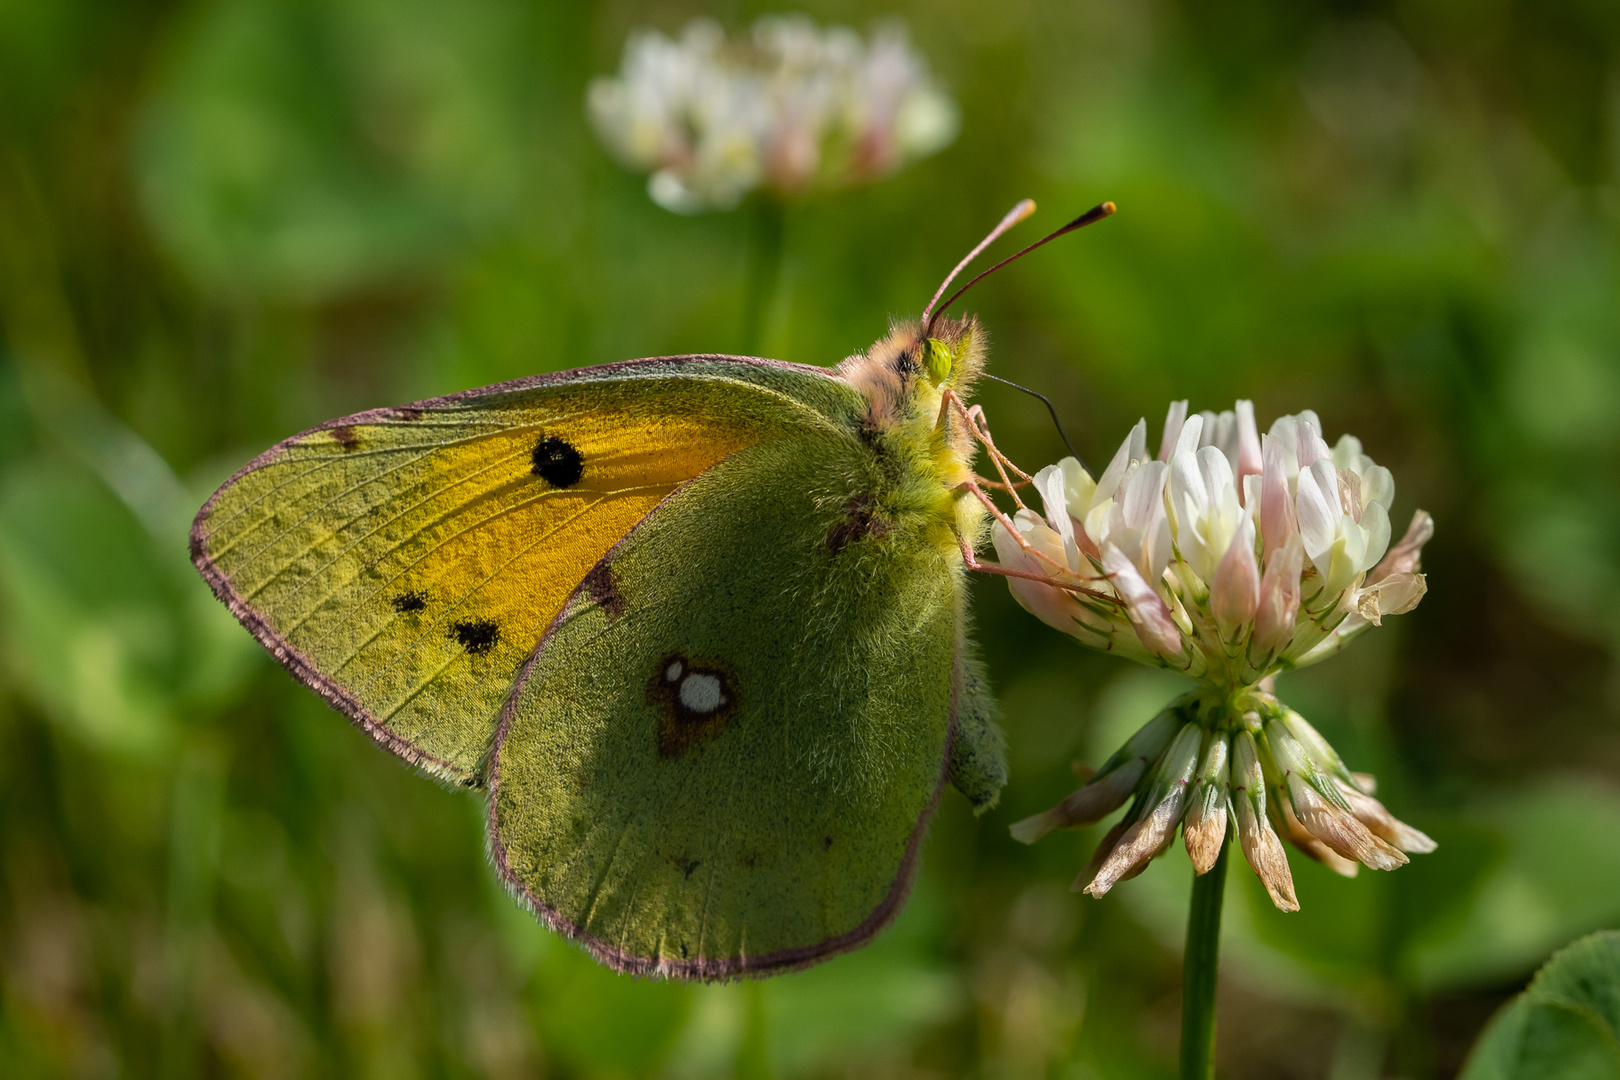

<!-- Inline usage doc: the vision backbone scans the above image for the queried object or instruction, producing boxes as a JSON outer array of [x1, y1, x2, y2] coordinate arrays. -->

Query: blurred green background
[[3, 0, 1619, 1077]]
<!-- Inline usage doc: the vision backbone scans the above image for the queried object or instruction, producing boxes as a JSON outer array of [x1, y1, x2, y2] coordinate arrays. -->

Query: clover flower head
[[994, 401, 1435, 908], [588, 16, 958, 213]]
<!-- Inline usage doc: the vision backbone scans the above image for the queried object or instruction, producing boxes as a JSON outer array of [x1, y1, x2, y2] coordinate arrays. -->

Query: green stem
[[1180, 838, 1229, 1080], [740, 195, 786, 356]]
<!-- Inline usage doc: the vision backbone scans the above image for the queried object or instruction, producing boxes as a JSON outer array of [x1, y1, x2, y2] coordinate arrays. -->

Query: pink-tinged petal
[[1253, 534, 1304, 653], [1168, 448, 1205, 542], [1259, 434, 1298, 558], [1095, 419, 1147, 504], [1197, 444, 1235, 507], [1234, 400, 1263, 491], [994, 513, 1083, 634], [1212, 508, 1259, 627], [1294, 417, 1331, 472], [1294, 460, 1340, 573], [1103, 545, 1183, 658], [1172, 412, 1206, 463], [1033, 464, 1077, 567], [1120, 459, 1169, 535], [1368, 509, 1433, 582], [1158, 400, 1188, 462]]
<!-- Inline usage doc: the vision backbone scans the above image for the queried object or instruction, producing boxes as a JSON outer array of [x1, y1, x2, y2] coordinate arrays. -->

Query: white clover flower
[[994, 400, 1435, 909], [588, 16, 958, 212]]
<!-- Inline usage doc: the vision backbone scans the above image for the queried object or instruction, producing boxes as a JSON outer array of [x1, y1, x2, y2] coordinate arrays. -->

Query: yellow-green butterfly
[[192, 200, 1114, 980]]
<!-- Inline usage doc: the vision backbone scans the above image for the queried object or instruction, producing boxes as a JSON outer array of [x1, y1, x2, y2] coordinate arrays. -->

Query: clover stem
[[1180, 837, 1229, 1080]]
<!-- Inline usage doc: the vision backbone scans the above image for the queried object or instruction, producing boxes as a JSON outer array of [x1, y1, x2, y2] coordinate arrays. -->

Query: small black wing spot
[[391, 590, 428, 614], [531, 436, 584, 488], [450, 619, 500, 655]]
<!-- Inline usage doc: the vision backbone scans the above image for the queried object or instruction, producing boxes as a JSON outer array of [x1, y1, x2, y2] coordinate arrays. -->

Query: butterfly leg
[[956, 534, 1109, 598]]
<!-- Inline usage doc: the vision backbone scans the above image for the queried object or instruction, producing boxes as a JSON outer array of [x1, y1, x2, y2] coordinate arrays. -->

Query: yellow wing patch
[[194, 377, 783, 781]]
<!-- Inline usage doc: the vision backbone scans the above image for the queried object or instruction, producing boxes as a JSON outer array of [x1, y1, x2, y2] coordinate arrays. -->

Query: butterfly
[[191, 200, 1114, 980]]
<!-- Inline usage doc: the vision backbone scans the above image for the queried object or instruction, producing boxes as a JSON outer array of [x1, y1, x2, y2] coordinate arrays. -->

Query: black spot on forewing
[[531, 435, 584, 488], [450, 619, 500, 655], [649, 653, 739, 759], [330, 425, 362, 452], [393, 406, 425, 421], [827, 495, 889, 555], [582, 561, 625, 619], [391, 590, 428, 614]]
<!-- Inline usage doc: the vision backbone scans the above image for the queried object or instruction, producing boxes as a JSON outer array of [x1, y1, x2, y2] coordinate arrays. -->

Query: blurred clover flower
[[588, 16, 958, 213], [996, 402, 1435, 910]]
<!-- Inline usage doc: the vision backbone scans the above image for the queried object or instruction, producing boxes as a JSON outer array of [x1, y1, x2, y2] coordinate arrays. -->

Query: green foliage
[[1460, 931, 1620, 1080], [4, 0, 1620, 1076]]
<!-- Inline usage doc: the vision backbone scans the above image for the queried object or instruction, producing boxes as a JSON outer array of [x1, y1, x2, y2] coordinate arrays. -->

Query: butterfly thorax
[[833, 316, 989, 561]]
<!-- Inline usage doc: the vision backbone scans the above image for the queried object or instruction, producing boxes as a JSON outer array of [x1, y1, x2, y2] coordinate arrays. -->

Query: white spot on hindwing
[[652, 653, 738, 758], [678, 673, 725, 714]]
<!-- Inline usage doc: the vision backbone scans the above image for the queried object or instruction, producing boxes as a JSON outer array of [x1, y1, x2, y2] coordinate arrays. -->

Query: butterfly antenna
[[925, 200, 1117, 335], [921, 199, 1036, 328], [984, 373, 1084, 467]]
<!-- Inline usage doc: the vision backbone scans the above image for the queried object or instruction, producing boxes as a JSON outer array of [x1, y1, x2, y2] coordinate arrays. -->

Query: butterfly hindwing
[[489, 428, 965, 978], [191, 358, 859, 782]]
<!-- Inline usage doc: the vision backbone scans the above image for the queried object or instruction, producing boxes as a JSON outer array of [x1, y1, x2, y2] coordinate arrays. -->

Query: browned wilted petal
[[1010, 762, 1143, 844], [1080, 794, 1187, 897], [1183, 736, 1230, 875], [1332, 778, 1436, 854], [1183, 799, 1228, 876], [1287, 777, 1407, 871], [1117, 828, 1180, 884], [1274, 791, 1359, 877], [1233, 794, 1298, 912], [1368, 509, 1433, 583], [1070, 818, 1132, 894]]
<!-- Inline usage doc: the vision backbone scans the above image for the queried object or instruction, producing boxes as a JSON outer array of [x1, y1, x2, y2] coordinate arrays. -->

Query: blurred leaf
[[530, 944, 689, 1077], [136, 0, 540, 302], [762, 890, 963, 1076], [1460, 931, 1620, 1080], [0, 456, 179, 754], [1410, 781, 1620, 990]]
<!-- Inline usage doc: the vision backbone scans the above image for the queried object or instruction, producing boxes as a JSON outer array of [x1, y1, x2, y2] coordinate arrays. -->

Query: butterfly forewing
[[191, 360, 851, 781]]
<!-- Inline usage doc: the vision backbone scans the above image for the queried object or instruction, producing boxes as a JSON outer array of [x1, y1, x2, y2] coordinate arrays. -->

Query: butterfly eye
[[925, 338, 953, 384]]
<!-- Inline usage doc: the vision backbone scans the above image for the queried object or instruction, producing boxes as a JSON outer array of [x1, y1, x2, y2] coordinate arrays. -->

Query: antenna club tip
[[1101, 200, 1117, 215]]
